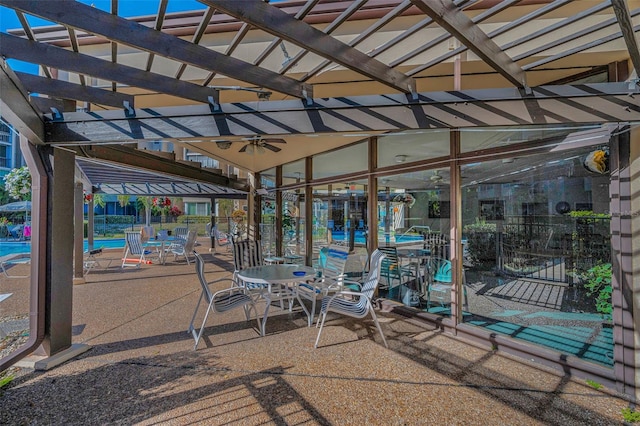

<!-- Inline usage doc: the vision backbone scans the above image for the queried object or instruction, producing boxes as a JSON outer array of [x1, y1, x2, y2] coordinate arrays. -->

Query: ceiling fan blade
[[262, 138, 286, 144], [239, 144, 248, 153], [263, 143, 282, 152]]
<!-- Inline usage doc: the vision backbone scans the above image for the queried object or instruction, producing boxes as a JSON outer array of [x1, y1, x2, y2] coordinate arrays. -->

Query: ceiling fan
[[239, 136, 286, 154], [429, 170, 444, 182], [213, 136, 286, 153]]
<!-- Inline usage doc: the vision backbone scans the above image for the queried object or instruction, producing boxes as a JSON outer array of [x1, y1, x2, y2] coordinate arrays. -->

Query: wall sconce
[[394, 154, 407, 163]]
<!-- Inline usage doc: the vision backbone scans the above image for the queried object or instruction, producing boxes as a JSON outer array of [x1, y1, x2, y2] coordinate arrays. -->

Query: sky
[[0, 0, 206, 74]]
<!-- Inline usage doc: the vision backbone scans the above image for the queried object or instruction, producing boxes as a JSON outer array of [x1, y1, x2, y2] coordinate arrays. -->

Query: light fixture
[[256, 144, 265, 154], [215, 140, 232, 150], [395, 154, 407, 163], [245, 143, 255, 155]]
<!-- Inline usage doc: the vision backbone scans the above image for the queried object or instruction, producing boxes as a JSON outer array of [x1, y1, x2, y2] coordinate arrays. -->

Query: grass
[[622, 408, 640, 423]]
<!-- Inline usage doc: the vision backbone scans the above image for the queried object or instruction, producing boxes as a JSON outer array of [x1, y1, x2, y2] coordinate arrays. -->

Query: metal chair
[[168, 229, 198, 264], [188, 252, 259, 350], [297, 245, 362, 326], [315, 249, 388, 348]]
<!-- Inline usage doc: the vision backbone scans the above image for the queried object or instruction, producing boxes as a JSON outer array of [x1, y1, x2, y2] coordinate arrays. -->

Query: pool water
[[330, 231, 424, 245], [0, 238, 126, 257]]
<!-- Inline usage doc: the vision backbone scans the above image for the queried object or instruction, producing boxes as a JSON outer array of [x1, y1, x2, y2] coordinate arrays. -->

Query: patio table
[[236, 264, 315, 335]]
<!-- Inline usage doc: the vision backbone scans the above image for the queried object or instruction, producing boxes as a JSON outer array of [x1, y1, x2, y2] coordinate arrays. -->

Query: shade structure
[[0, 201, 31, 213]]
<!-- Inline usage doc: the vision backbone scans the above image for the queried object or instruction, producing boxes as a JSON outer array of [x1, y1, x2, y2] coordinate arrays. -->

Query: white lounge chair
[[0, 254, 30, 278], [122, 231, 157, 268]]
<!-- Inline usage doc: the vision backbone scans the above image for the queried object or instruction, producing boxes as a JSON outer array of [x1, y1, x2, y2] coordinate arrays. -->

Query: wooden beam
[[0, 0, 312, 100], [145, 0, 168, 72], [0, 59, 45, 144], [43, 83, 640, 145], [0, 33, 219, 105], [30, 97, 76, 114], [16, 72, 134, 109], [409, 0, 527, 89], [203, 0, 417, 95], [611, 0, 640, 80]]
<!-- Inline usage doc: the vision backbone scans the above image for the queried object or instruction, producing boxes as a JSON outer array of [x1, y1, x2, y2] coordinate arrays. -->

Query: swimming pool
[[330, 231, 424, 245], [0, 238, 127, 257]]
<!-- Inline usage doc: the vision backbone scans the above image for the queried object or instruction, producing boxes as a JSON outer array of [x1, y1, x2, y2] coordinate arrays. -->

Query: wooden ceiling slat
[[301, 0, 412, 82], [176, 7, 215, 80], [145, 0, 168, 72], [280, 0, 366, 74], [0, 33, 219, 105], [0, 0, 312, 100], [14, 10, 52, 79], [204, 0, 417, 94], [16, 71, 134, 109], [409, 0, 527, 88], [253, 0, 320, 67]]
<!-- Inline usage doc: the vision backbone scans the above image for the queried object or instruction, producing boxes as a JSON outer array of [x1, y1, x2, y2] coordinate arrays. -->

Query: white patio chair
[[315, 249, 388, 348], [188, 251, 259, 350], [168, 230, 198, 264], [173, 226, 189, 243], [232, 239, 265, 295], [296, 245, 363, 326]]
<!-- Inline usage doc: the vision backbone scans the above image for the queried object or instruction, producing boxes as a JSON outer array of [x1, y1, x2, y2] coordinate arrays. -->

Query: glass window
[[312, 141, 367, 180], [460, 124, 608, 153], [283, 189, 305, 262], [460, 140, 612, 367], [282, 159, 305, 186], [378, 129, 449, 167], [377, 169, 450, 306], [311, 180, 369, 272], [261, 168, 276, 189]]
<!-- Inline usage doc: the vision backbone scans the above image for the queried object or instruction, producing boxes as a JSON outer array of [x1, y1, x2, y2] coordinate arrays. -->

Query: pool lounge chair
[[1, 254, 31, 278]]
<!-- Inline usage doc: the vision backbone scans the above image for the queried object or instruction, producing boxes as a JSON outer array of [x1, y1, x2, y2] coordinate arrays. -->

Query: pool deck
[[0, 240, 634, 425]]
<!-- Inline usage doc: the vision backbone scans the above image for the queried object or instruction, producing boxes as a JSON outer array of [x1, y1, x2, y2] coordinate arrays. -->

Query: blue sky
[[0, 0, 206, 74]]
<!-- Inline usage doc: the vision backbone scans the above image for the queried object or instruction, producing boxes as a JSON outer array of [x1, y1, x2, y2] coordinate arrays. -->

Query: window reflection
[[461, 142, 613, 367]]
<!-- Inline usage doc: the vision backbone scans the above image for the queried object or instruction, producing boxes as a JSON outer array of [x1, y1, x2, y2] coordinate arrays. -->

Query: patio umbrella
[[0, 201, 31, 222], [0, 201, 31, 213]]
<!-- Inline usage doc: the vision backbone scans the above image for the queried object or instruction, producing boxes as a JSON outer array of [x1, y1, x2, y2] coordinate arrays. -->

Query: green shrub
[[464, 218, 497, 265], [581, 263, 612, 317]]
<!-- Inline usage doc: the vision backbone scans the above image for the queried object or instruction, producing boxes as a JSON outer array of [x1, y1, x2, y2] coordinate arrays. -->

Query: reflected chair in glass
[[188, 252, 259, 350], [426, 258, 452, 309], [378, 246, 416, 299], [315, 249, 387, 348]]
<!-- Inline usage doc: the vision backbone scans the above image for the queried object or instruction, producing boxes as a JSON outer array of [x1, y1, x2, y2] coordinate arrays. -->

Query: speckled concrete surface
[[0, 248, 632, 425]]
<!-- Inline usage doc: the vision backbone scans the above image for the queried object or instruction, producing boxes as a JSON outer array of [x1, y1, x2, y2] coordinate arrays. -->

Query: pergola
[[1, 0, 639, 397]]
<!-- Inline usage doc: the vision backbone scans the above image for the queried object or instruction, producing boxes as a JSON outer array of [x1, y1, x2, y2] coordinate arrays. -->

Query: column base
[[15, 343, 91, 370]]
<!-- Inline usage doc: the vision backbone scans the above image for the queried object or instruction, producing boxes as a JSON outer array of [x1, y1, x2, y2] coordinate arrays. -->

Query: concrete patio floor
[[0, 246, 633, 425]]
